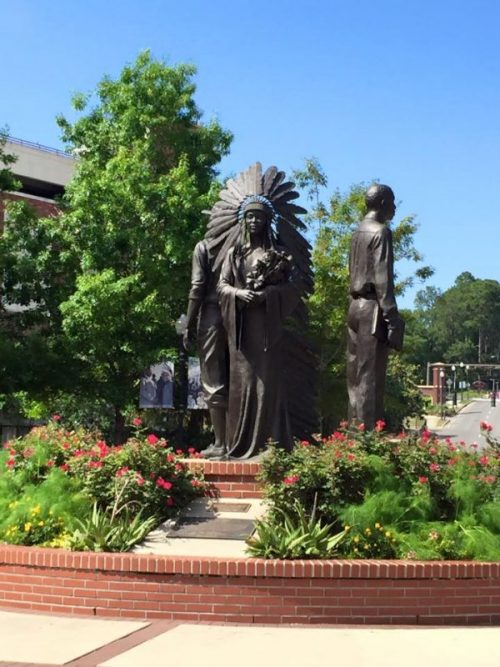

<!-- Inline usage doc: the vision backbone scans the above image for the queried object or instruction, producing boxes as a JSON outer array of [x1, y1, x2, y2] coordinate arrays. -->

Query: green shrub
[[257, 423, 499, 560], [0, 417, 206, 550]]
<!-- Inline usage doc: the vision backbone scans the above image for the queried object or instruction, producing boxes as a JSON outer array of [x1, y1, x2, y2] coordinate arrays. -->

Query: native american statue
[[191, 162, 317, 459]]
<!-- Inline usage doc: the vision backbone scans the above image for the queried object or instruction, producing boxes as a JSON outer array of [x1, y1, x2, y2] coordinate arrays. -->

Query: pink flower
[[6, 458, 15, 468], [429, 447, 437, 455], [166, 497, 175, 507], [339, 420, 349, 429], [135, 473, 145, 486], [47, 460, 55, 467], [479, 456, 489, 466], [482, 475, 496, 484], [190, 479, 201, 487], [147, 434, 159, 445], [176, 449, 183, 455], [88, 460, 103, 469], [132, 417, 142, 427], [357, 423, 365, 432], [156, 477, 173, 490], [429, 463, 440, 473], [284, 474, 299, 485], [116, 466, 130, 478], [60, 463, 69, 472], [347, 453, 356, 461], [480, 421, 493, 432], [375, 419, 386, 432], [188, 447, 196, 454], [418, 476, 428, 484], [22, 447, 34, 459], [166, 453, 176, 463], [52, 414, 61, 422], [421, 429, 431, 442]]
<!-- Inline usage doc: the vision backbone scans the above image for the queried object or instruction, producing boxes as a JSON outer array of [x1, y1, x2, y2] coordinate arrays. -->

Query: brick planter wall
[[186, 460, 262, 498], [1, 546, 499, 625]]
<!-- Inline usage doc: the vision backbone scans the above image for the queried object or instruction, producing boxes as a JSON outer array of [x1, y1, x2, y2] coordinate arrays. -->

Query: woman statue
[[189, 162, 317, 460], [218, 197, 300, 458]]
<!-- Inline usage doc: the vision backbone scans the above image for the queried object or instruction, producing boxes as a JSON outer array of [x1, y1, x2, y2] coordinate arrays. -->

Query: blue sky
[[2, 0, 499, 308]]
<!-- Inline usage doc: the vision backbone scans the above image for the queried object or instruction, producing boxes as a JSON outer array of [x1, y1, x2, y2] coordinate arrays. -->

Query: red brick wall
[[187, 460, 262, 498], [1, 546, 498, 625], [0, 192, 60, 225]]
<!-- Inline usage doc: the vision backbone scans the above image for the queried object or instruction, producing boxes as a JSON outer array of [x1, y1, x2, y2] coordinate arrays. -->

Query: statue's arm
[[184, 242, 208, 349], [373, 228, 404, 348]]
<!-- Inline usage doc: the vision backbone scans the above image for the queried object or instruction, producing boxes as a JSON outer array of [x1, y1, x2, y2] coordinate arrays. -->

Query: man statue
[[346, 183, 404, 429], [184, 239, 228, 458]]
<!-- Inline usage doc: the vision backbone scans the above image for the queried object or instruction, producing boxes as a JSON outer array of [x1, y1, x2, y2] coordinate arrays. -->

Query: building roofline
[[7, 136, 73, 160]]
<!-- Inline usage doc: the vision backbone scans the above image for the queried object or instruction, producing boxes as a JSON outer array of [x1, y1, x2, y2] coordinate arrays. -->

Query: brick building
[[0, 136, 75, 223]]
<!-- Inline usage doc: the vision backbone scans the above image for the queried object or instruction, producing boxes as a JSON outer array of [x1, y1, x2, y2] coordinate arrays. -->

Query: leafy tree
[[0, 52, 232, 440], [426, 272, 500, 365], [293, 161, 433, 432], [0, 129, 18, 192]]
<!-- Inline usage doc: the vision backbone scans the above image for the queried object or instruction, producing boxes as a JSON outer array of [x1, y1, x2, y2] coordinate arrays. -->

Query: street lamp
[[451, 364, 457, 406], [465, 365, 470, 399], [491, 378, 497, 408], [459, 361, 464, 402], [439, 370, 445, 419], [175, 314, 188, 444]]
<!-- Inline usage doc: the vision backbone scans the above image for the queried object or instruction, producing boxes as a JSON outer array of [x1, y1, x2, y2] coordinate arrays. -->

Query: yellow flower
[[344, 525, 350, 532], [38, 521, 45, 527], [364, 528, 372, 535], [31, 505, 41, 515], [353, 536, 359, 543], [24, 522, 32, 532], [375, 522, 382, 530], [8, 501, 18, 510], [385, 531, 391, 538]]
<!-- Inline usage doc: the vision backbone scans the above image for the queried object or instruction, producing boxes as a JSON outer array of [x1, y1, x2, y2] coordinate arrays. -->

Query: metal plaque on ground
[[171, 517, 255, 540]]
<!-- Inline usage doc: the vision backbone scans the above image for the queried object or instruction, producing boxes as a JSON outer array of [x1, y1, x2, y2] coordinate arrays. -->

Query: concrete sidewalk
[[0, 609, 499, 667]]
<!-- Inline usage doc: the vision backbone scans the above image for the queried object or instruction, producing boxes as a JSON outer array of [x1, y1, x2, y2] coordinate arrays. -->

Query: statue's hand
[[236, 289, 258, 303], [183, 329, 193, 351]]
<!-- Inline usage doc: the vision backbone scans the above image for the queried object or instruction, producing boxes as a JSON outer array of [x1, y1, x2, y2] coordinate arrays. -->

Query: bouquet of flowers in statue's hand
[[245, 249, 293, 290]]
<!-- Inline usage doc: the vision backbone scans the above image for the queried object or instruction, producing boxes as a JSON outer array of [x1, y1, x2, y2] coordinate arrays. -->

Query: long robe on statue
[[218, 247, 299, 459]]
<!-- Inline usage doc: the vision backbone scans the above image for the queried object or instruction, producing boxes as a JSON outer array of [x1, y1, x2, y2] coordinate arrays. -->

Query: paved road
[[435, 397, 500, 449]]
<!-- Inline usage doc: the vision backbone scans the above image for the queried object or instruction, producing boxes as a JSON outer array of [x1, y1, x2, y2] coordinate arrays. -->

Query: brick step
[[185, 459, 262, 498]]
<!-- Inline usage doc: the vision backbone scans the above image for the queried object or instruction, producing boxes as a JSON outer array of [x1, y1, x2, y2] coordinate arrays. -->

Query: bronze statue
[[184, 239, 228, 458], [346, 184, 404, 430], [197, 163, 317, 459]]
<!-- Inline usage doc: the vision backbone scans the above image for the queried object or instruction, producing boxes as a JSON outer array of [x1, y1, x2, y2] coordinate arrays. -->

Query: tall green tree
[[427, 272, 500, 364], [293, 161, 432, 431], [1, 52, 232, 439]]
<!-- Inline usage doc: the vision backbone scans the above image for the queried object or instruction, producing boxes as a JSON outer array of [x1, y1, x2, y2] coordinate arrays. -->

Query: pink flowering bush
[[0, 418, 206, 549], [258, 424, 499, 560]]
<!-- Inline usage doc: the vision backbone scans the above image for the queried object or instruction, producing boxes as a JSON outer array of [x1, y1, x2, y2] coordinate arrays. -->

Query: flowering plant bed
[[0, 417, 205, 550], [254, 422, 499, 560]]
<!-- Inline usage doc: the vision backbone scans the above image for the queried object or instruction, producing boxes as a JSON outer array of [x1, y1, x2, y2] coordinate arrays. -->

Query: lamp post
[[465, 364, 470, 400], [459, 361, 464, 402], [440, 370, 445, 419], [491, 378, 497, 408], [451, 364, 457, 406], [175, 314, 188, 444]]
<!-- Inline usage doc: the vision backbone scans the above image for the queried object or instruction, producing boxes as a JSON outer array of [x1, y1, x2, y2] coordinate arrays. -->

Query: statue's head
[[365, 184, 395, 222], [242, 201, 271, 235]]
